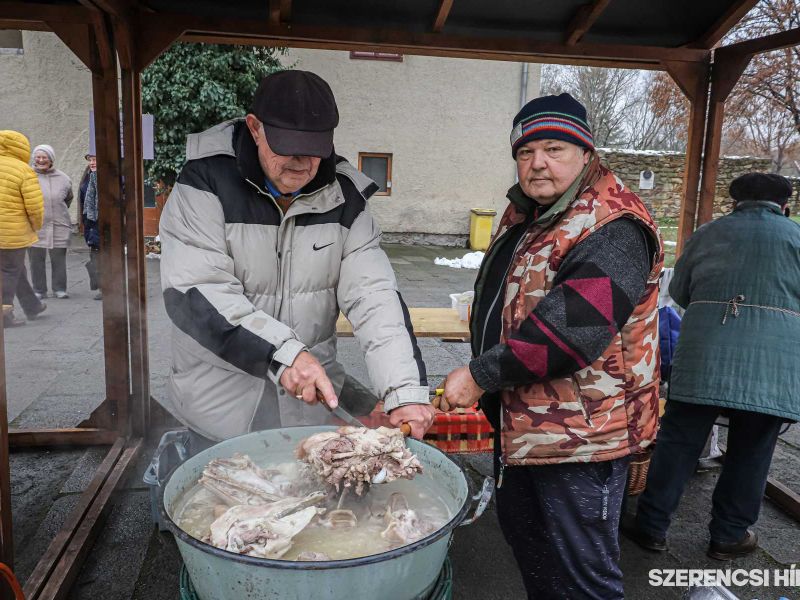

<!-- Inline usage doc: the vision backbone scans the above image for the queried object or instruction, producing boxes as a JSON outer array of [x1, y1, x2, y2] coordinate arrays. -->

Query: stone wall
[[597, 149, 775, 220], [788, 177, 800, 217]]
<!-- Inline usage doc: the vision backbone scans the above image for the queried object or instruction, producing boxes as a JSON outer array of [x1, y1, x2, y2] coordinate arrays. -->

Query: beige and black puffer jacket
[[160, 119, 429, 440]]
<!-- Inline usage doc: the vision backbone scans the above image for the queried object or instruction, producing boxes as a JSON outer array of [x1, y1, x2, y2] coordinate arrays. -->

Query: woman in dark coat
[[79, 153, 101, 300]]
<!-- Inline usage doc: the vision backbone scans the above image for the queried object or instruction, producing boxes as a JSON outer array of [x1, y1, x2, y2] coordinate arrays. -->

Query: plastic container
[[449, 291, 474, 321], [469, 209, 496, 251]]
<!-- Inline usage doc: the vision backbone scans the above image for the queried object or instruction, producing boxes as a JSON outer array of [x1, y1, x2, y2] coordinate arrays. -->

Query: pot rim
[[160, 429, 472, 571]]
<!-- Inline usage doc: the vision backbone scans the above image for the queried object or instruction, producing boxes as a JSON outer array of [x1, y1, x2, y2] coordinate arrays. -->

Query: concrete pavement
[[4, 239, 800, 599]]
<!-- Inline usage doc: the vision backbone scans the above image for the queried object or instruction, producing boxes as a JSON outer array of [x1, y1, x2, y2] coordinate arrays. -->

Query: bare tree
[[541, 65, 640, 147], [721, 0, 800, 171], [725, 92, 800, 171], [628, 72, 689, 151]]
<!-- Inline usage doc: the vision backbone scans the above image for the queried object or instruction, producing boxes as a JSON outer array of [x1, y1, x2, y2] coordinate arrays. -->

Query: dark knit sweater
[[470, 217, 653, 392]]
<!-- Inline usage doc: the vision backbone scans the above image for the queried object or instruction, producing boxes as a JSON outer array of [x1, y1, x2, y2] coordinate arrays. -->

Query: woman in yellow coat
[[0, 130, 47, 326]]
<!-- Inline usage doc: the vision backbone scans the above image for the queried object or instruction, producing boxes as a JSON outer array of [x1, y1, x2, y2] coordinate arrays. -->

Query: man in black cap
[[626, 172, 800, 561], [159, 70, 433, 450]]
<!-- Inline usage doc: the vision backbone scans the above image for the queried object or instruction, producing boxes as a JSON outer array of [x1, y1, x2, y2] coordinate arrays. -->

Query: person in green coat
[[625, 172, 799, 561]]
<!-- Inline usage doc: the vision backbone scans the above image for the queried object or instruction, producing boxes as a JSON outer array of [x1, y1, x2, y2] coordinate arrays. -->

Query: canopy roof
[[6, 0, 763, 70]]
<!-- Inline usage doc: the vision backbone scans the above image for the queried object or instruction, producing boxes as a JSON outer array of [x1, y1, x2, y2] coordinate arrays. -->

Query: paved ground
[[5, 237, 800, 599]]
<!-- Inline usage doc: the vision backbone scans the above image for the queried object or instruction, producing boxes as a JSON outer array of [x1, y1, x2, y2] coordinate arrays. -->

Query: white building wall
[[284, 49, 540, 241], [0, 35, 542, 240], [0, 32, 93, 222]]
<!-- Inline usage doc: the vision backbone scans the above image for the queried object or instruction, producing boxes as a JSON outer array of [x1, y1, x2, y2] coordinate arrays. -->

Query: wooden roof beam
[[83, 0, 135, 20], [146, 14, 709, 65], [433, 0, 454, 33], [181, 31, 672, 70], [0, 19, 50, 31], [717, 26, 800, 58], [0, 2, 93, 25], [565, 0, 611, 46], [689, 0, 759, 49]]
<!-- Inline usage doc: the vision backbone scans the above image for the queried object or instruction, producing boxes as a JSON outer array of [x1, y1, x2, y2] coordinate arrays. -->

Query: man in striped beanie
[[438, 93, 663, 598]]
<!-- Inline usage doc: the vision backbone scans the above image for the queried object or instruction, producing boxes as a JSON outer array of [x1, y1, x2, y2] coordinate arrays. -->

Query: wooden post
[[89, 14, 131, 435], [0, 274, 13, 589], [696, 49, 752, 226], [664, 59, 712, 256], [117, 20, 151, 438]]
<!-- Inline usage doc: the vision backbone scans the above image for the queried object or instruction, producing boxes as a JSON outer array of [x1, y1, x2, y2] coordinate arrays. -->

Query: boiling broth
[[173, 460, 452, 561]]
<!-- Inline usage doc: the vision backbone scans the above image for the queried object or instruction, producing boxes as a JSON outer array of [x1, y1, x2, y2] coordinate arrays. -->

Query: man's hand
[[279, 351, 338, 408], [388, 404, 435, 440], [439, 366, 484, 412]]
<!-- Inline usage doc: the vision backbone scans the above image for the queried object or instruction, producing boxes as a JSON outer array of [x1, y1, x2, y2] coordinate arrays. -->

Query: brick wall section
[[595, 149, 792, 219]]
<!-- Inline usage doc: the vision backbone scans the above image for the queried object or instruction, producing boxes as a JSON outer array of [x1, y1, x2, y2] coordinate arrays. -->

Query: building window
[[349, 51, 403, 62], [0, 30, 23, 55], [359, 153, 392, 196]]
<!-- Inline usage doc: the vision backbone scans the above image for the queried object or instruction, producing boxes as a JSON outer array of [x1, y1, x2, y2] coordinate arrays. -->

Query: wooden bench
[[336, 307, 470, 339]]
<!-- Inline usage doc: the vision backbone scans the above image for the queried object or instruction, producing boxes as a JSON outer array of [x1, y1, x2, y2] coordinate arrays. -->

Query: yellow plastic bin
[[469, 208, 496, 251]]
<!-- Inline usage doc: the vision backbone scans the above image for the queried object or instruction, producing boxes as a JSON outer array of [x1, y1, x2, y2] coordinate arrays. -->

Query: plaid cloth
[[341, 402, 494, 454]]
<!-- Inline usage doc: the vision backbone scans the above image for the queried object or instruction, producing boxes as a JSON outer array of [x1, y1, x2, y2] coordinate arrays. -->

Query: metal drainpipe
[[519, 62, 529, 110], [515, 62, 529, 183]]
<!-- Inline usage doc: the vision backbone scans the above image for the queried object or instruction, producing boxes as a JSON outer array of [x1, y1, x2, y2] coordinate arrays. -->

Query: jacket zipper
[[497, 401, 506, 489], [482, 221, 533, 489], [245, 179, 286, 315], [244, 178, 335, 322], [478, 225, 530, 355]]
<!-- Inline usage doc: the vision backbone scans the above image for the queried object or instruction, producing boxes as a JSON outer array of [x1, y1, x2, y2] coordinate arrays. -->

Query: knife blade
[[326, 403, 364, 428], [314, 390, 364, 427]]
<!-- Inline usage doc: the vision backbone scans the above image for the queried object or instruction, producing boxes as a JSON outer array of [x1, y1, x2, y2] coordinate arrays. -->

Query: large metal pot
[[160, 426, 492, 600]]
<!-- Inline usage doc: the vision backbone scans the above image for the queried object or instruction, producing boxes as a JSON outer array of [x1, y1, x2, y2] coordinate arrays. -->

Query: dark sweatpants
[[28, 247, 68, 295], [494, 433, 631, 600], [636, 400, 784, 544], [1, 248, 43, 317]]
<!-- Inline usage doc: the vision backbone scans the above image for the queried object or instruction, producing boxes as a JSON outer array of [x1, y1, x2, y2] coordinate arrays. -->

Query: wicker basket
[[626, 448, 653, 496]]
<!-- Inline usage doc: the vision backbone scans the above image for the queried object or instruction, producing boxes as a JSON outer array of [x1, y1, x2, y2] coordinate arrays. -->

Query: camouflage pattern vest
[[495, 166, 664, 466]]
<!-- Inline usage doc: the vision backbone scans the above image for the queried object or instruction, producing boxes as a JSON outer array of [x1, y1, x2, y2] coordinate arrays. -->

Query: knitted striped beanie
[[510, 93, 594, 157]]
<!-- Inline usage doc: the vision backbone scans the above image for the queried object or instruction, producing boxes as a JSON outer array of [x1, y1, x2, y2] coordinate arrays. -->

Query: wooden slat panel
[[35, 438, 142, 600], [8, 428, 118, 448], [23, 438, 125, 600]]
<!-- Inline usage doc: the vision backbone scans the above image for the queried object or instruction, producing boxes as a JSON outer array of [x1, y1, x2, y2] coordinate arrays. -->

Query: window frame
[[358, 152, 393, 197]]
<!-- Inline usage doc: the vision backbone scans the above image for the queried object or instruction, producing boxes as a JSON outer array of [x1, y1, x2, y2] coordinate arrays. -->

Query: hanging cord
[[689, 294, 800, 325], [0, 563, 25, 600], [721, 294, 744, 325]]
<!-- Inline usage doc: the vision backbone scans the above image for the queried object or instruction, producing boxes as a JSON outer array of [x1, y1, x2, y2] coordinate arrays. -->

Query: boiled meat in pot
[[206, 492, 326, 559], [297, 426, 423, 496], [200, 453, 294, 505]]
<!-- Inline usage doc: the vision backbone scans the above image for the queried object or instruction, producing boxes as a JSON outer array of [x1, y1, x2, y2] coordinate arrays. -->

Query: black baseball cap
[[250, 70, 339, 158]]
